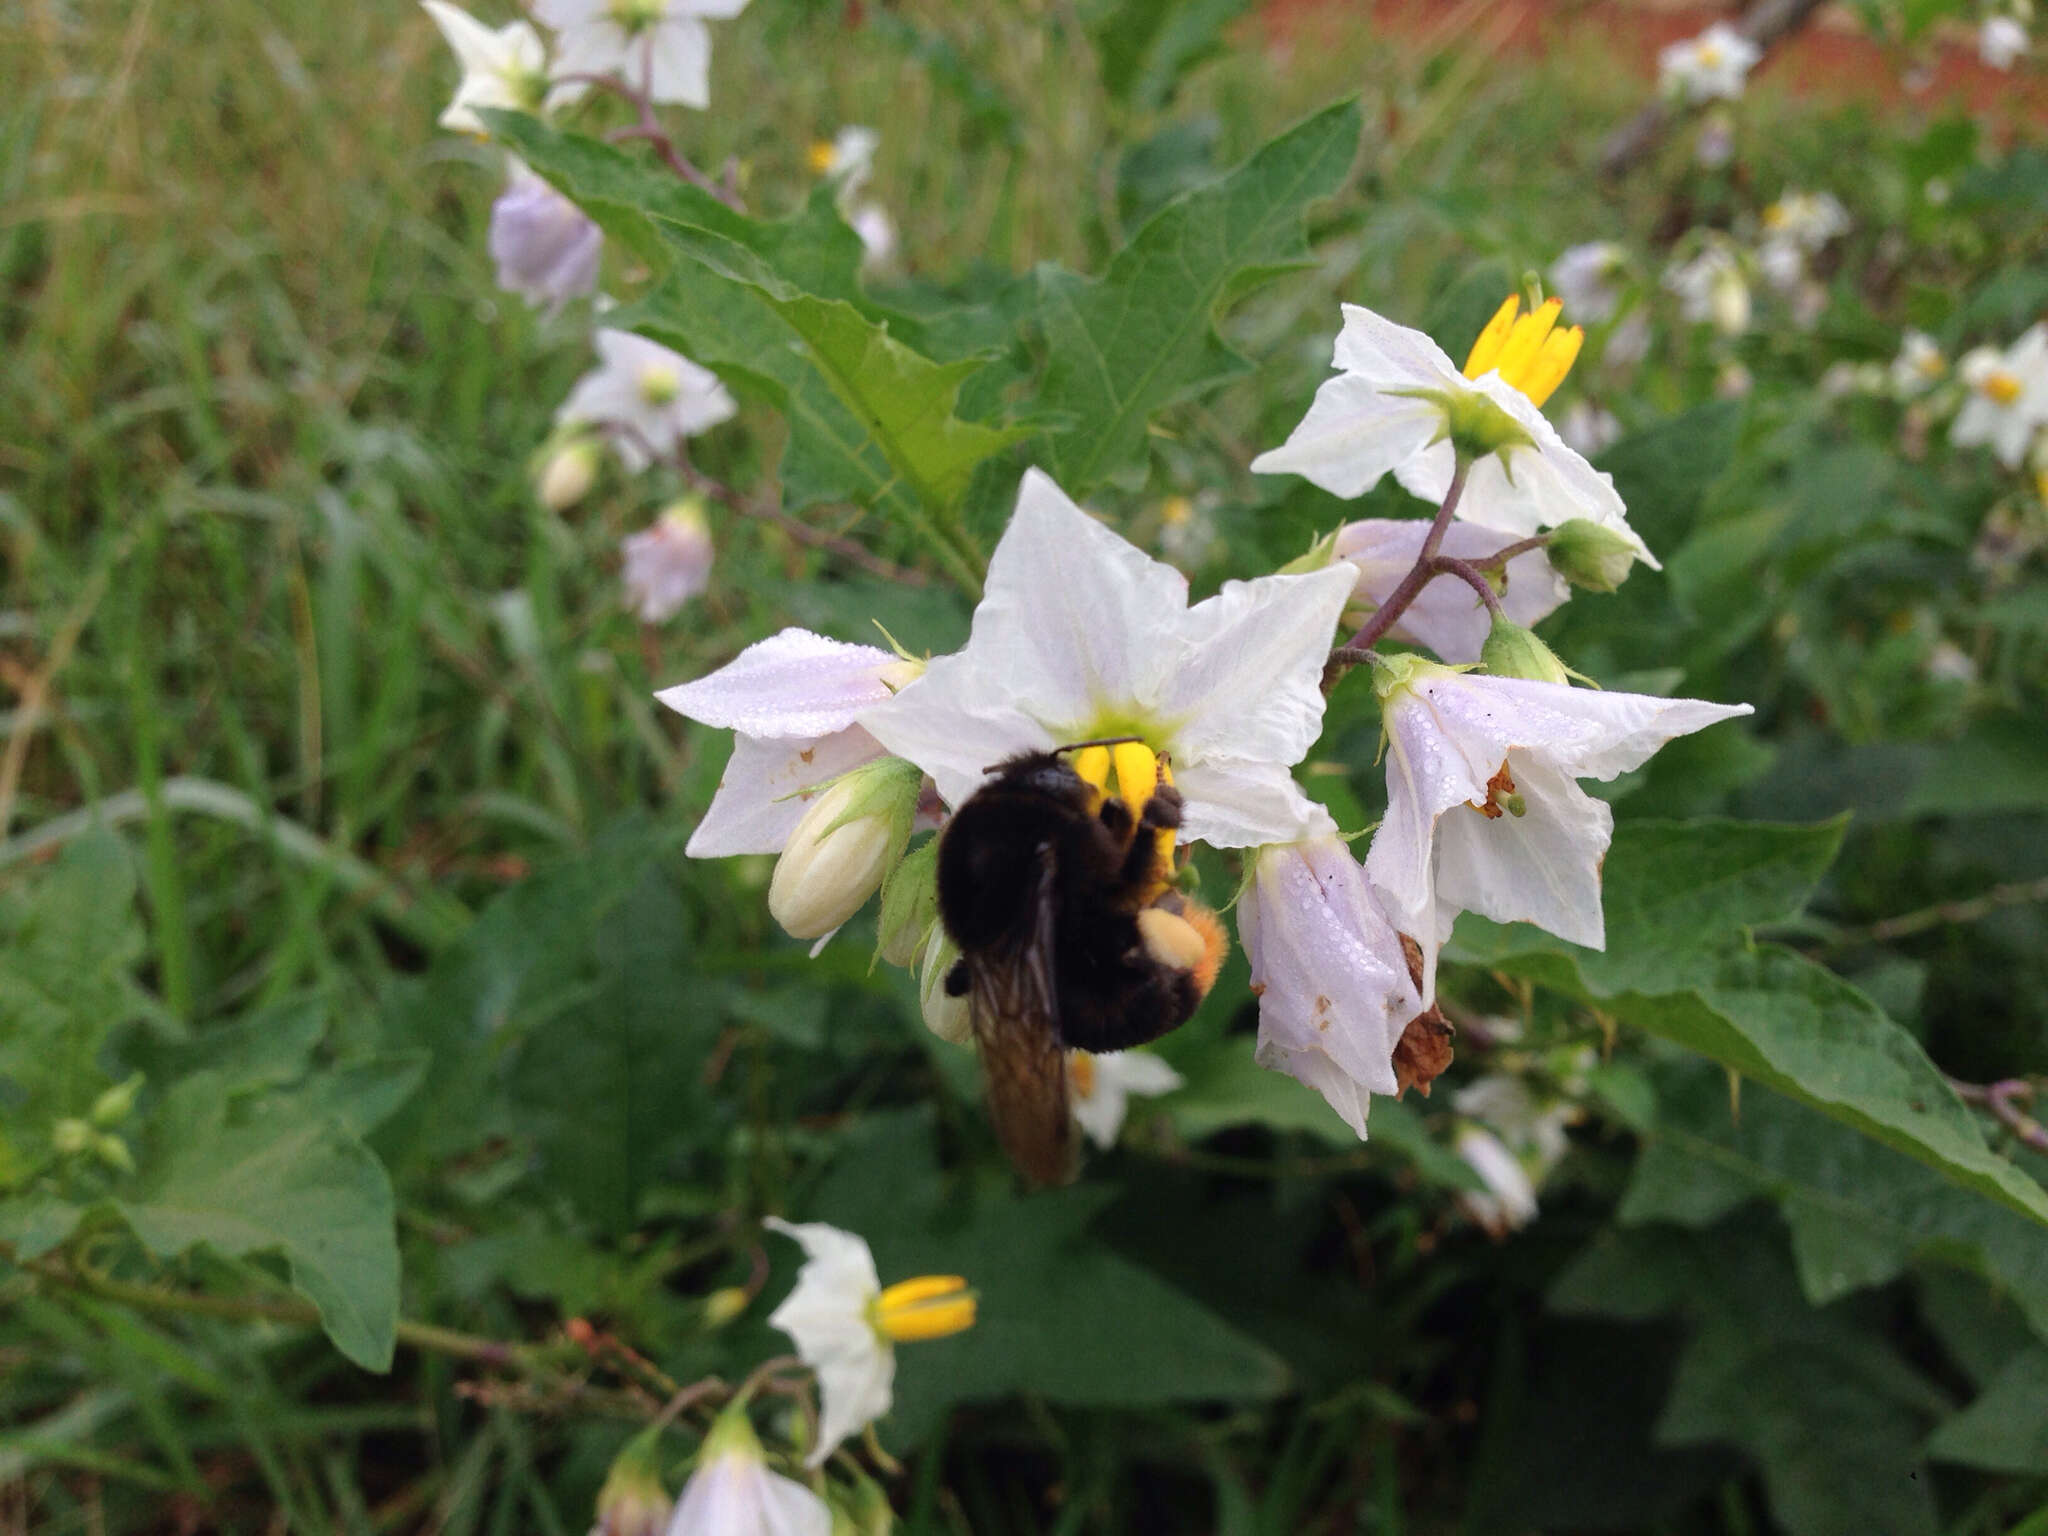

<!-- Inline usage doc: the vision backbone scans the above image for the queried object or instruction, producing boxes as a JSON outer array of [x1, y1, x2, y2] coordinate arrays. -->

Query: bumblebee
[[935, 739, 1228, 1186]]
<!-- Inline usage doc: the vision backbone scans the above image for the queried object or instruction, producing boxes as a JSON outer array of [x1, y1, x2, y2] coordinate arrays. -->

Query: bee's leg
[[1096, 795, 1135, 842], [944, 959, 970, 997], [1115, 783, 1183, 892]]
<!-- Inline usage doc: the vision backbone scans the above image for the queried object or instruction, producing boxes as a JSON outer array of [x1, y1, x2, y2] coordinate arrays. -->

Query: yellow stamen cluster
[[1072, 741, 1177, 901], [1982, 370, 2024, 407], [807, 139, 838, 176], [872, 1275, 977, 1343], [1462, 295, 1584, 410]]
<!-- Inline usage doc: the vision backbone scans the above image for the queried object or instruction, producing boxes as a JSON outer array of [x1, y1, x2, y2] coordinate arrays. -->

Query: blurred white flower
[[1953, 326, 2048, 468], [1659, 22, 1761, 103], [1982, 14, 2030, 68], [657, 629, 917, 857], [764, 1220, 974, 1467], [1756, 237, 1805, 293], [558, 329, 735, 472], [1763, 190, 1849, 253], [1335, 519, 1569, 665], [1926, 639, 1978, 685], [1252, 300, 1656, 566], [1664, 241, 1750, 336], [1602, 311, 1652, 371], [621, 500, 714, 623], [847, 205, 898, 270], [1715, 360, 1754, 399], [1556, 401, 1621, 459], [671, 1411, 829, 1536], [491, 163, 602, 312], [811, 125, 879, 197], [1365, 654, 1752, 952], [1067, 1049, 1182, 1148], [1891, 331, 1946, 396], [421, 1, 549, 134], [860, 469, 1358, 849], [535, 0, 750, 109], [1453, 1125, 1538, 1236], [1237, 836, 1425, 1134], [1547, 242, 1627, 324]]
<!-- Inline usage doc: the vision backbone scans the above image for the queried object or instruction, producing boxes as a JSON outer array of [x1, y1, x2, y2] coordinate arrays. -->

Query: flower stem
[[1463, 533, 1550, 572], [559, 72, 743, 209], [1426, 554, 1502, 617], [1947, 1076, 2048, 1155], [1321, 459, 1471, 696]]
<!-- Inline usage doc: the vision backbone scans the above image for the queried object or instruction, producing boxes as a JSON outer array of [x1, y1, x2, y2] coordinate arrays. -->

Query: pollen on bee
[[1137, 901, 1228, 996]]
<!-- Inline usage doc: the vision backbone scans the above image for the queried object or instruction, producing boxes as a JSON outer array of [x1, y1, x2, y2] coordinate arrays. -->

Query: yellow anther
[[1160, 494, 1193, 526], [1983, 371, 2023, 406], [873, 1275, 977, 1343], [807, 139, 837, 175], [1492, 297, 1564, 390], [1518, 325, 1584, 409], [1462, 295, 1522, 379], [1110, 741, 1158, 807], [1071, 744, 1111, 797], [1069, 1050, 1097, 1098]]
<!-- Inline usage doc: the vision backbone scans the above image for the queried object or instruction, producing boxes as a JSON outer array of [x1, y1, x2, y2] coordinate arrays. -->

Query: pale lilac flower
[[621, 501, 714, 622], [847, 204, 897, 270], [1982, 14, 2029, 68], [421, 1, 549, 134], [1556, 401, 1622, 459], [1602, 311, 1652, 371], [1953, 326, 2048, 468], [557, 329, 735, 472], [1659, 22, 1761, 103], [1365, 655, 1753, 954], [656, 629, 914, 857], [1335, 520, 1569, 665], [669, 1411, 829, 1536], [1756, 237, 1805, 294], [1694, 108, 1736, 168], [534, 0, 750, 109], [1547, 242, 1626, 325], [1251, 304, 1656, 566], [490, 164, 602, 311], [1068, 1049, 1182, 1149], [861, 469, 1358, 849], [763, 1220, 975, 1467], [1236, 836, 1424, 1136]]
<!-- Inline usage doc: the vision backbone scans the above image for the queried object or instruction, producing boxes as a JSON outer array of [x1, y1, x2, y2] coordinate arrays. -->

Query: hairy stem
[[1427, 554, 1503, 617]]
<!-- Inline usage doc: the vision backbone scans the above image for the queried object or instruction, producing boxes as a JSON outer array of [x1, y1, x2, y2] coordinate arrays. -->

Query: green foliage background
[[3, 0, 2047, 1531]]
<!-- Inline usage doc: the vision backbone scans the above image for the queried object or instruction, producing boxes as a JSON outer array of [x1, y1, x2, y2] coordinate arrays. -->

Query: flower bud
[[875, 835, 939, 969], [536, 437, 600, 510], [768, 757, 922, 941], [90, 1072, 144, 1128], [1545, 519, 1640, 593], [1480, 617, 1570, 685], [918, 926, 972, 1045], [93, 1133, 135, 1176], [702, 1285, 751, 1330], [591, 1425, 673, 1536], [51, 1118, 92, 1156]]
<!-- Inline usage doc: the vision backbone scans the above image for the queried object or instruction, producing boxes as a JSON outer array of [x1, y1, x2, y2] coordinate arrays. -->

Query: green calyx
[[1480, 616, 1570, 685], [875, 834, 940, 970], [1393, 385, 1535, 465], [1369, 649, 1465, 702], [1545, 518, 1642, 593], [1276, 527, 1343, 574]]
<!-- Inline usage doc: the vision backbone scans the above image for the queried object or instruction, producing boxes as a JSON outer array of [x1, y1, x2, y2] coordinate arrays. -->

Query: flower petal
[[684, 727, 886, 858], [1171, 757, 1334, 849], [763, 1219, 893, 1468], [1251, 373, 1447, 499], [646, 15, 711, 106], [656, 628, 897, 738], [1253, 1034, 1375, 1138], [1430, 754, 1611, 948], [1160, 564, 1355, 768], [1330, 302, 1465, 384], [1336, 519, 1569, 663]]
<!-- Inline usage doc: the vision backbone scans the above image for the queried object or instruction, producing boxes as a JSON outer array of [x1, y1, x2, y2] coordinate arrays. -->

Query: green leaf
[[1451, 820, 2048, 1228], [799, 1111, 1291, 1446], [0, 832, 149, 1178], [1622, 1066, 2048, 1333], [1925, 1347, 2048, 1473], [0, 1192, 85, 1261], [1036, 99, 1360, 493], [1090, 0, 1256, 111], [117, 1074, 399, 1371]]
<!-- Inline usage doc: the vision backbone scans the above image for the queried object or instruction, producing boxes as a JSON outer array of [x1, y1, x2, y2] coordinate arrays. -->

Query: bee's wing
[[966, 842, 1074, 1187]]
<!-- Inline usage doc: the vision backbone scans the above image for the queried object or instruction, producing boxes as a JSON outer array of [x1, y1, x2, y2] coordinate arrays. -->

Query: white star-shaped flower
[[420, 2, 550, 134], [1952, 326, 2048, 469], [764, 1219, 974, 1468], [620, 501, 713, 623], [1658, 22, 1761, 103], [1236, 836, 1424, 1137], [656, 628, 915, 857], [557, 329, 735, 472], [1547, 242, 1626, 325], [489, 161, 602, 313], [1890, 330, 1946, 396], [1250, 302, 1657, 567], [1335, 518, 1569, 665], [670, 1411, 829, 1536], [860, 470, 1359, 849], [1365, 656, 1752, 959], [534, 0, 749, 109], [1067, 1049, 1182, 1149]]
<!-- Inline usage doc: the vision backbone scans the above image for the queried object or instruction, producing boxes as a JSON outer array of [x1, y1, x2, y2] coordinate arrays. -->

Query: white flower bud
[[767, 759, 920, 941], [536, 437, 599, 510], [918, 926, 972, 1044]]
